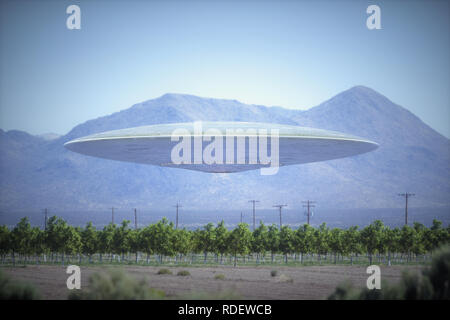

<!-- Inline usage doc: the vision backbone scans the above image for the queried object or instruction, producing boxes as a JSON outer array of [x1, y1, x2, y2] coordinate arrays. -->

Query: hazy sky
[[1, 0, 449, 137]]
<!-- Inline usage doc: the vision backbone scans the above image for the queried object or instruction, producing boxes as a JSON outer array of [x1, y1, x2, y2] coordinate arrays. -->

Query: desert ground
[[2, 264, 423, 300]]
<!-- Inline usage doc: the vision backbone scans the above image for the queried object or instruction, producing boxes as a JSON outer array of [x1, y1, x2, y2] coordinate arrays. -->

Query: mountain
[[0, 86, 449, 218], [36, 133, 61, 141]]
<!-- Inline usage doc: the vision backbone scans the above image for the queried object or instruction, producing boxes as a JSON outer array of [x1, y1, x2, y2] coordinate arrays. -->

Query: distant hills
[[0, 86, 449, 219], [36, 133, 61, 141]]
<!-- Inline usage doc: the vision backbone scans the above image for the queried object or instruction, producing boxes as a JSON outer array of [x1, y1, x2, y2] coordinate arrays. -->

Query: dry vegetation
[[1, 264, 420, 300]]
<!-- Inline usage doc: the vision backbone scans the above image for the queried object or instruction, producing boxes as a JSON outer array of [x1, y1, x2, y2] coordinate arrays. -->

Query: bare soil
[[2, 264, 423, 300]]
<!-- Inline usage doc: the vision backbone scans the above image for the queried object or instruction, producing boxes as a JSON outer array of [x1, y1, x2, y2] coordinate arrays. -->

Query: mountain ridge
[[0, 86, 448, 213]]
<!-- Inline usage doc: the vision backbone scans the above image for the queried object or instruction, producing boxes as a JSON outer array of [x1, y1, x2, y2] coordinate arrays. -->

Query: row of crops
[[1, 216, 449, 266]]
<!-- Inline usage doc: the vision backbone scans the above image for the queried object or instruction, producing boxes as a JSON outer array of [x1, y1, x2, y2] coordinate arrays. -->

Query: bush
[[179, 289, 241, 300], [214, 274, 225, 280], [277, 274, 293, 283], [328, 245, 450, 300], [270, 270, 278, 277], [69, 269, 165, 300], [327, 281, 357, 300], [177, 270, 190, 276], [157, 268, 172, 275], [0, 270, 40, 300], [423, 245, 450, 299]]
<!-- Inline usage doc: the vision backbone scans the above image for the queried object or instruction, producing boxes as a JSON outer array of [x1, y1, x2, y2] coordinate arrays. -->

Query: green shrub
[[179, 289, 241, 300], [327, 281, 357, 300], [177, 270, 190, 276], [0, 270, 40, 300], [157, 268, 172, 275], [214, 274, 225, 280], [328, 245, 450, 300], [423, 245, 450, 299], [277, 274, 293, 283], [69, 269, 165, 300], [270, 270, 278, 277]]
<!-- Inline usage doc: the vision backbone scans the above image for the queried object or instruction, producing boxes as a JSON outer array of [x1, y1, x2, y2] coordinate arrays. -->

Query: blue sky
[[0, 0, 449, 137]]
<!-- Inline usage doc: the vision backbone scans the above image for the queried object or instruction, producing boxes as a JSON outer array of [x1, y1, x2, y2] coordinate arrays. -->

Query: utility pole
[[111, 207, 115, 225], [174, 203, 182, 229], [43, 208, 48, 230], [398, 193, 415, 225], [302, 200, 316, 225], [248, 200, 260, 231], [134, 208, 137, 230], [273, 204, 287, 229], [240, 212, 243, 224]]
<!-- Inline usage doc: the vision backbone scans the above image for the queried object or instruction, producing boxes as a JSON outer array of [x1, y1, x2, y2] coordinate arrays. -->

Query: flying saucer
[[64, 121, 378, 173]]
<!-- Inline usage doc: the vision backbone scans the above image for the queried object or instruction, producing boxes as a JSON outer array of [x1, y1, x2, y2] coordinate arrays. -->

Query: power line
[[302, 200, 316, 225], [273, 204, 287, 229], [248, 200, 260, 231], [174, 203, 182, 229], [43, 208, 48, 230], [398, 193, 415, 225]]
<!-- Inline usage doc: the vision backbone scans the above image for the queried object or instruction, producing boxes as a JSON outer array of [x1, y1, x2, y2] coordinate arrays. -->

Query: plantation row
[[0, 216, 449, 267]]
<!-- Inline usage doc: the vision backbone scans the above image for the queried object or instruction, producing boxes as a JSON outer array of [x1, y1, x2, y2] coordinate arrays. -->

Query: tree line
[[0, 216, 449, 267]]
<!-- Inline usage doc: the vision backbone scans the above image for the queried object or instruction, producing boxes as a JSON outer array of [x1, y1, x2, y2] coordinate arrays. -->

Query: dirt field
[[2, 264, 423, 300]]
